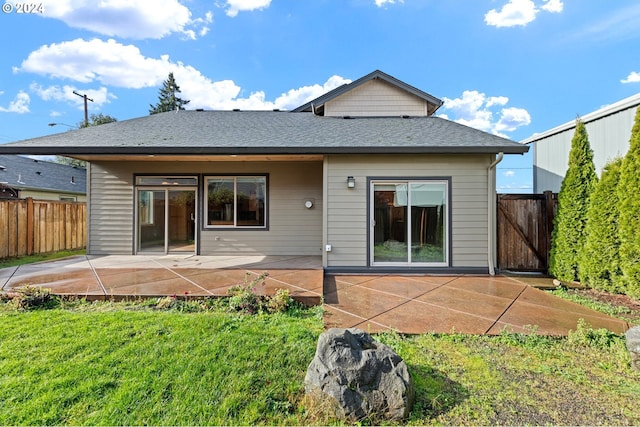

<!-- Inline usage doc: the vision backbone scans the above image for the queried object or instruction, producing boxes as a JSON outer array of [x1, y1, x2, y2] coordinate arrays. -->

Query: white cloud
[[29, 83, 115, 109], [16, 39, 175, 88], [374, 0, 404, 7], [439, 90, 531, 137], [15, 38, 350, 111], [271, 75, 351, 109], [495, 107, 532, 133], [485, 0, 563, 28], [541, 0, 563, 13], [224, 0, 271, 17], [503, 170, 516, 177], [40, 0, 210, 40], [0, 91, 30, 114], [621, 71, 640, 84]]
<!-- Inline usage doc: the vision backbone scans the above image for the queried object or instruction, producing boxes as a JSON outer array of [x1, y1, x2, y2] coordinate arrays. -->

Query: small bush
[[567, 319, 622, 349], [227, 272, 294, 315], [9, 285, 56, 310], [228, 272, 269, 314]]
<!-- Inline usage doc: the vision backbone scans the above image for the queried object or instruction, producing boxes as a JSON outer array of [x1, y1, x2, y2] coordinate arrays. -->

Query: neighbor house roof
[[521, 92, 640, 144], [291, 69, 444, 115], [0, 154, 86, 194], [0, 110, 527, 157]]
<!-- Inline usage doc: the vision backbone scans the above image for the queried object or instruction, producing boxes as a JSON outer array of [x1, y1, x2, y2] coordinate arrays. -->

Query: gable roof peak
[[291, 69, 443, 116]]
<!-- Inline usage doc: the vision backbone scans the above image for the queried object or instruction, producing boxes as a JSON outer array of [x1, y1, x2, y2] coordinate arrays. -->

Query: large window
[[205, 176, 266, 228]]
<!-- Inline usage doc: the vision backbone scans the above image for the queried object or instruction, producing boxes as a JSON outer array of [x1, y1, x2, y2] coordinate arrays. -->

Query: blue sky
[[1, 0, 639, 192]]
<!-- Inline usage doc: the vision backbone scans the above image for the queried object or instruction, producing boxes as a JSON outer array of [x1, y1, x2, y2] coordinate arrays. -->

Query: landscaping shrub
[[579, 158, 623, 292], [549, 120, 598, 281], [617, 106, 640, 298], [227, 272, 294, 314], [7, 285, 56, 310]]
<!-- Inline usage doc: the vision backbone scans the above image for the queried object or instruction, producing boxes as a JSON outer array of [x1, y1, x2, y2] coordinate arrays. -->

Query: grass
[[0, 294, 639, 426], [0, 250, 86, 269], [0, 298, 323, 426]]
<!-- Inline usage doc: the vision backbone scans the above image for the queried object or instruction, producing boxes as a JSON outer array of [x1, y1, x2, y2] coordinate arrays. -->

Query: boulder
[[304, 328, 413, 422], [626, 326, 640, 371]]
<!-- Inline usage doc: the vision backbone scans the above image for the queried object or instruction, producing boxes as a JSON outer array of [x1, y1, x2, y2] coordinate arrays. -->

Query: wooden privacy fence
[[0, 198, 86, 259], [497, 191, 557, 272]]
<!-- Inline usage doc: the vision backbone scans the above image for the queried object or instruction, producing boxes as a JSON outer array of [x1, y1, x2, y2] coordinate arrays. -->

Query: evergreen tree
[[77, 113, 117, 129], [549, 120, 598, 281], [616, 106, 640, 298], [579, 158, 622, 292], [149, 72, 190, 114]]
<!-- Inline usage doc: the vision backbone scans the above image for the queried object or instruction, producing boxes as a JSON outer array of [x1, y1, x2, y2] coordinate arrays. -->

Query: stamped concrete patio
[[0, 255, 629, 336]]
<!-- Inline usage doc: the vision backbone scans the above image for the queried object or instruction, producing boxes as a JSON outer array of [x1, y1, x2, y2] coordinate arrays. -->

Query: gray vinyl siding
[[88, 160, 323, 256], [88, 162, 134, 254], [325, 154, 490, 268], [325, 79, 428, 117], [532, 104, 637, 193]]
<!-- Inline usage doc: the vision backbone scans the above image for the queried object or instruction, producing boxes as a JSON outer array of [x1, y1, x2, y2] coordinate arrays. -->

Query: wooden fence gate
[[497, 191, 557, 272]]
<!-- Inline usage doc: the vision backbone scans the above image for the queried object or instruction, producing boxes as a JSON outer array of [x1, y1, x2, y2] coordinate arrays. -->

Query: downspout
[[487, 152, 503, 276]]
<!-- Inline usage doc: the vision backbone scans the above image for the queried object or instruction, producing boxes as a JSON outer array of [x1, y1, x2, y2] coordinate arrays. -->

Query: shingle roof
[[0, 155, 86, 194], [0, 110, 528, 155], [291, 69, 443, 115]]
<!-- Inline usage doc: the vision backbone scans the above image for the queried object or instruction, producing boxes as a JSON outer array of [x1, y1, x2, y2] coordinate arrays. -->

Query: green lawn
[[0, 250, 86, 269], [0, 297, 639, 425]]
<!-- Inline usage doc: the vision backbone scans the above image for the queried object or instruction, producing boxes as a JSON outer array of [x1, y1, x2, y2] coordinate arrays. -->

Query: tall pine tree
[[549, 120, 598, 281], [149, 72, 190, 114], [616, 106, 640, 298]]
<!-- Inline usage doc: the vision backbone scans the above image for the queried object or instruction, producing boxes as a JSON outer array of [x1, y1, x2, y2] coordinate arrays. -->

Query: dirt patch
[[568, 288, 640, 325]]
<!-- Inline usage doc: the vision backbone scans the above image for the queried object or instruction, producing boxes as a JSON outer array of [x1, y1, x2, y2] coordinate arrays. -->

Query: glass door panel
[[138, 190, 166, 252], [409, 183, 446, 263], [168, 190, 195, 252], [373, 183, 408, 263]]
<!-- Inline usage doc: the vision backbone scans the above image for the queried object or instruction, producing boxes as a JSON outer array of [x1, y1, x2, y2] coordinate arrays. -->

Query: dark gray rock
[[626, 326, 640, 371], [304, 328, 413, 422]]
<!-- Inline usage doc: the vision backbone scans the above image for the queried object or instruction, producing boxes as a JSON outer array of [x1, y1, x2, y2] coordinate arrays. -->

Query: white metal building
[[522, 93, 640, 193]]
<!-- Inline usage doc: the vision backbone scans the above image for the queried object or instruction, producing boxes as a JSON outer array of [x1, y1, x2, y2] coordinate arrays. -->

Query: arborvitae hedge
[[616, 106, 640, 298], [549, 120, 598, 281], [579, 158, 622, 292]]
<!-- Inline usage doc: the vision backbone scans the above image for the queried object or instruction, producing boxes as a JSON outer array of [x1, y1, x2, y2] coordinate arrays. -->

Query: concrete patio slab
[[327, 274, 630, 336], [0, 255, 631, 336]]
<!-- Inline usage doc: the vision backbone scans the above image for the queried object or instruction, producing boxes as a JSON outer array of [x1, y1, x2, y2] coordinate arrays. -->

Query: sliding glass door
[[371, 180, 448, 266], [136, 176, 197, 254]]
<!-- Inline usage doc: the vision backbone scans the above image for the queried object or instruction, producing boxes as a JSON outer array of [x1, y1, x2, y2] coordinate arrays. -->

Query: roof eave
[[0, 145, 528, 156]]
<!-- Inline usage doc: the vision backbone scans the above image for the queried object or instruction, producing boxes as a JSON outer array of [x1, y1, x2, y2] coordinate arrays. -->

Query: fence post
[[26, 197, 34, 255], [543, 191, 555, 270]]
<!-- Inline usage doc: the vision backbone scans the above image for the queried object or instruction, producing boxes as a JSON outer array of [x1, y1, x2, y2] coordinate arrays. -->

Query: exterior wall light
[[347, 176, 356, 188]]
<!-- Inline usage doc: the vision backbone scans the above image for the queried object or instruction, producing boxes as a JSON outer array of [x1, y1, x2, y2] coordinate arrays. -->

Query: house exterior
[[522, 93, 640, 193], [0, 154, 86, 201], [0, 70, 527, 273]]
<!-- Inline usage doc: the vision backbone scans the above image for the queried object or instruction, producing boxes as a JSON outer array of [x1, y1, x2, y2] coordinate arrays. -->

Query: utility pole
[[73, 90, 94, 127]]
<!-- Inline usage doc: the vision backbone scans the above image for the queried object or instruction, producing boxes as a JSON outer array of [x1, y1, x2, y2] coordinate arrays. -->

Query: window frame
[[368, 177, 451, 267], [203, 175, 268, 229]]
